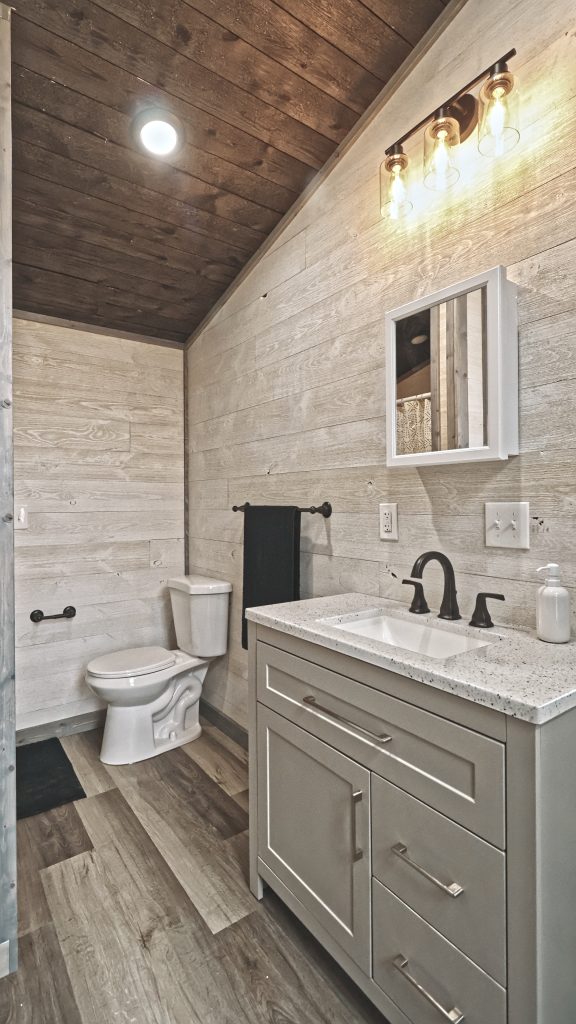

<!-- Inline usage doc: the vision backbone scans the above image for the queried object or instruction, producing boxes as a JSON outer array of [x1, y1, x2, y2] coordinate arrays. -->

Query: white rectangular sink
[[328, 612, 490, 660]]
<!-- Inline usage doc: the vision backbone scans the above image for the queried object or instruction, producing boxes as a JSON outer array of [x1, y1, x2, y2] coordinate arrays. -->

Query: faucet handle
[[402, 578, 430, 615], [469, 592, 505, 628]]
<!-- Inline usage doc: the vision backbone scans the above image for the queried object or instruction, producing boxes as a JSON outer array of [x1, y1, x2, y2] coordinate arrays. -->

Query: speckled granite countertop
[[246, 593, 576, 724]]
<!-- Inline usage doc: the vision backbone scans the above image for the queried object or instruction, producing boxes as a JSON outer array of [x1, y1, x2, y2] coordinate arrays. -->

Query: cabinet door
[[257, 705, 371, 972]]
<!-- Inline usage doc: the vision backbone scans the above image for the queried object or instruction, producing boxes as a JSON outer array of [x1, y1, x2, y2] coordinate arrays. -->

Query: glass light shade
[[478, 71, 520, 157], [139, 119, 179, 156], [423, 113, 460, 191], [380, 151, 412, 220]]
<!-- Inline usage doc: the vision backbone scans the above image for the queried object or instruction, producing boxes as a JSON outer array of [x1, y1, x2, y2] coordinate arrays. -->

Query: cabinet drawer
[[257, 642, 505, 847], [372, 880, 506, 1024], [372, 775, 506, 985]]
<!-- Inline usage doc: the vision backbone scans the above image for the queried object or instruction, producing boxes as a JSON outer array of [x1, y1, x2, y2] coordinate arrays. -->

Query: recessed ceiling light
[[133, 109, 183, 158]]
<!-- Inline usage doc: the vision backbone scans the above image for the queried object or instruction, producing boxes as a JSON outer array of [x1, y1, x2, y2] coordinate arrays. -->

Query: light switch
[[485, 502, 530, 549], [14, 506, 28, 530]]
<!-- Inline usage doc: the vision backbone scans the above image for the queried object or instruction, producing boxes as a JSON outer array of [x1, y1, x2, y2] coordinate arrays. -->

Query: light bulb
[[423, 113, 460, 191], [132, 108, 184, 158], [478, 67, 520, 157], [381, 148, 412, 220]]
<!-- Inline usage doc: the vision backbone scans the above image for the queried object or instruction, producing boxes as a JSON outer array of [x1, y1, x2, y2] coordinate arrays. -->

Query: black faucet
[[402, 551, 461, 621]]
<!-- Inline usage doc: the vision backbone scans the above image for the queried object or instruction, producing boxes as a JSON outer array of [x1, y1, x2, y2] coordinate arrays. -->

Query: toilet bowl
[[85, 575, 232, 765]]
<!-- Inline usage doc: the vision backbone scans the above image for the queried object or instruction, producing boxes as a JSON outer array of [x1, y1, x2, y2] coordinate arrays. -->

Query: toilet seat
[[87, 646, 176, 679]]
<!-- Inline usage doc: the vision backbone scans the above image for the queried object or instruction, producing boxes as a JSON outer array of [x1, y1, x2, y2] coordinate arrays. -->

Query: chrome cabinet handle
[[393, 956, 465, 1022], [392, 843, 464, 898], [351, 790, 363, 862], [302, 695, 392, 746]]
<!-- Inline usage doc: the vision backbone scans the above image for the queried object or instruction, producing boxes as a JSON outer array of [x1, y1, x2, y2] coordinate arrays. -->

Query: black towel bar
[[30, 606, 76, 623], [232, 501, 332, 519]]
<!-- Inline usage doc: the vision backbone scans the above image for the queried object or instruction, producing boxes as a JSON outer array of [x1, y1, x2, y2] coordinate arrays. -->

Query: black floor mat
[[16, 738, 86, 819]]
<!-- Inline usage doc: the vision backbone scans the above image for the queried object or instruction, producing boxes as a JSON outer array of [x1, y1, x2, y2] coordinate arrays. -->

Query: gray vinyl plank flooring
[[0, 726, 387, 1024]]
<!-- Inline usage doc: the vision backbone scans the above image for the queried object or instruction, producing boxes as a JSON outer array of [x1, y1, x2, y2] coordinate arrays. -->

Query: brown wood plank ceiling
[[11, 0, 446, 343]]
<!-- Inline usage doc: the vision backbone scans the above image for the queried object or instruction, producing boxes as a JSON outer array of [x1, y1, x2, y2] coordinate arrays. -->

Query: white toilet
[[85, 575, 232, 765]]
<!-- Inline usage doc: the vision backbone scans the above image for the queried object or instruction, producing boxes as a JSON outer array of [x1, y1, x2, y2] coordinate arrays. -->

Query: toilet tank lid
[[168, 575, 232, 594]]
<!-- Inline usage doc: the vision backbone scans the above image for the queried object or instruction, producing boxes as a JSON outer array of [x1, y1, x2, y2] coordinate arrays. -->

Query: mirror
[[385, 267, 518, 466], [395, 286, 486, 456]]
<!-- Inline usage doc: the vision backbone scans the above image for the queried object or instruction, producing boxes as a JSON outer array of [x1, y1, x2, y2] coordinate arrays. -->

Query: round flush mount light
[[133, 109, 184, 157]]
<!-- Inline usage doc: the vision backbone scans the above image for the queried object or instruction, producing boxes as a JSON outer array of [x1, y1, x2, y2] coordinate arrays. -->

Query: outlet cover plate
[[379, 503, 398, 541], [485, 501, 530, 549]]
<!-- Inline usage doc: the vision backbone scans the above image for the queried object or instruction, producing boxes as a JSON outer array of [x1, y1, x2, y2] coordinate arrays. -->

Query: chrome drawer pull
[[351, 790, 363, 862], [302, 695, 392, 746], [392, 843, 464, 898], [393, 956, 465, 1023]]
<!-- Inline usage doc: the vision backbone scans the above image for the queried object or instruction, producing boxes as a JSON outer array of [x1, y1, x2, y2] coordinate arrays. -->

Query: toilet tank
[[167, 575, 232, 657]]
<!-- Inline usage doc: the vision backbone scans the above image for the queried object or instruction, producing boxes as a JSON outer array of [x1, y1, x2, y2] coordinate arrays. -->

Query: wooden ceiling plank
[[12, 18, 316, 191], [273, 0, 411, 79], [360, 0, 446, 46], [11, 262, 206, 325], [13, 191, 245, 283], [174, 0, 384, 110], [13, 247, 219, 317], [13, 268, 194, 335], [12, 133, 265, 260], [13, 291, 189, 342], [93, 0, 358, 138], [13, 101, 282, 236], [13, 234, 221, 309], [13, 1, 335, 169], [13, 221, 234, 294], [13, 65, 299, 215]]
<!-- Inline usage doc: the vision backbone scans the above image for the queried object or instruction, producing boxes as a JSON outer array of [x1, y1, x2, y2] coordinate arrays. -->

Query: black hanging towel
[[241, 505, 301, 649]]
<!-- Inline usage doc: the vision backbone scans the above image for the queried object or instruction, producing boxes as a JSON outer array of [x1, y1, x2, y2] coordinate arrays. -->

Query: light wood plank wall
[[186, 0, 573, 729], [186, 0, 576, 728], [13, 319, 184, 730]]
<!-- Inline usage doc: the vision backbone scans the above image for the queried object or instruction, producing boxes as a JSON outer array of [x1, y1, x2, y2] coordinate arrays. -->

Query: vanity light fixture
[[380, 144, 412, 219], [423, 107, 461, 191], [133, 108, 184, 157], [478, 59, 520, 157], [381, 49, 518, 217]]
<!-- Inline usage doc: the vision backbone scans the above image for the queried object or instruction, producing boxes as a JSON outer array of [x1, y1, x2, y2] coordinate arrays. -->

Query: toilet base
[[99, 666, 206, 765]]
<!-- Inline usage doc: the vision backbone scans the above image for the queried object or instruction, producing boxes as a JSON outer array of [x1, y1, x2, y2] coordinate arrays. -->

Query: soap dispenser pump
[[536, 563, 571, 643]]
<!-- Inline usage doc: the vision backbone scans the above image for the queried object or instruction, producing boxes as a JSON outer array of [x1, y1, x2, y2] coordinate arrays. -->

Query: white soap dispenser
[[536, 563, 571, 643]]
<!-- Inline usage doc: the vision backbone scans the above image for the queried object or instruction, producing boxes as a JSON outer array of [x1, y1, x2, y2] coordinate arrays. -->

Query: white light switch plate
[[14, 506, 28, 530], [485, 501, 530, 549], [379, 503, 398, 541]]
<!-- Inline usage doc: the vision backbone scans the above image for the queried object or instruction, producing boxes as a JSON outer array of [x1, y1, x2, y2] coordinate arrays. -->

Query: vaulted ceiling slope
[[12, 0, 446, 343]]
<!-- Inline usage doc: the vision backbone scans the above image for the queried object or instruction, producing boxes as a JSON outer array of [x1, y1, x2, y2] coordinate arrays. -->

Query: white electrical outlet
[[379, 503, 398, 541], [485, 501, 530, 549]]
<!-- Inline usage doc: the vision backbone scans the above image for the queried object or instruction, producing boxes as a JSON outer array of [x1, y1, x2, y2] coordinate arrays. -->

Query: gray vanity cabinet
[[248, 621, 576, 1024], [257, 705, 371, 971]]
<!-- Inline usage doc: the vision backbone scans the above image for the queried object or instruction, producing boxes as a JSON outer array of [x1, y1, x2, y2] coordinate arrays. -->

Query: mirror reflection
[[395, 286, 487, 456]]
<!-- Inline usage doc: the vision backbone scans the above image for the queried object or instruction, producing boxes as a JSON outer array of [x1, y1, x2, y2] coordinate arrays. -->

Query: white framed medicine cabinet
[[385, 266, 518, 467]]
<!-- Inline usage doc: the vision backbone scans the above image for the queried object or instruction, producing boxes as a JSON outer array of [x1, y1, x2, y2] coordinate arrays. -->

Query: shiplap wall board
[[186, 0, 576, 728], [13, 319, 185, 729]]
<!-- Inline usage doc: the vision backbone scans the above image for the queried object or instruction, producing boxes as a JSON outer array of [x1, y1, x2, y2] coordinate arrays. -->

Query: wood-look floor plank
[[182, 727, 248, 795], [60, 730, 115, 798], [0, 924, 83, 1024], [42, 849, 179, 1024], [232, 788, 250, 813], [105, 749, 254, 933], [56, 790, 219, 1023], [17, 803, 93, 937]]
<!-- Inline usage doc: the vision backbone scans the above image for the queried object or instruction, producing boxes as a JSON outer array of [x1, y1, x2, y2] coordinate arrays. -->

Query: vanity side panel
[[537, 707, 576, 1018]]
